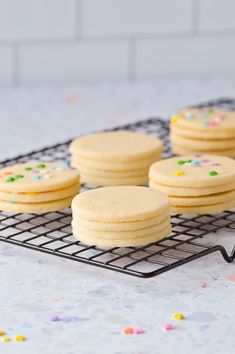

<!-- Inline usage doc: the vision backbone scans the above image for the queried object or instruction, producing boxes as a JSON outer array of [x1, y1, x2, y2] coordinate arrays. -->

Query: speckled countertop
[[0, 78, 235, 354]]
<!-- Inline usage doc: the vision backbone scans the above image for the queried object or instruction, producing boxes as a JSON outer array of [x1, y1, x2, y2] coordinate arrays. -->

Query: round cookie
[[70, 131, 163, 162], [171, 124, 235, 140], [149, 155, 235, 187], [75, 165, 147, 178], [72, 217, 171, 240], [171, 144, 235, 157], [170, 133, 235, 150], [171, 199, 235, 215], [73, 224, 172, 248], [0, 196, 73, 213], [170, 190, 235, 207], [73, 209, 170, 231], [0, 183, 80, 203], [0, 162, 80, 193], [149, 180, 235, 197], [72, 186, 170, 222], [171, 108, 235, 135], [71, 154, 160, 172], [80, 174, 148, 186]]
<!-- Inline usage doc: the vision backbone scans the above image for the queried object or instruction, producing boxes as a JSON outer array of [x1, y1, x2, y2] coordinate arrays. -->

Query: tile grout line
[[75, 0, 83, 39], [12, 44, 20, 86], [191, 0, 199, 35], [128, 38, 136, 81]]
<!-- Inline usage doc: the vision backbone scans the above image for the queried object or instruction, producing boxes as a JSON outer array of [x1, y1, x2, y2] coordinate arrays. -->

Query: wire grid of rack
[[0, 97, 235, 278]]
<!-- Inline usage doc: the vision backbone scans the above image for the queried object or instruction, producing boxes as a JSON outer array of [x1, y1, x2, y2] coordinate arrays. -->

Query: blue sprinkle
[[50, 166, 57, 171], [200, 121, 209, 126], [32, 175, 41, 180], [61, 162, 69, 170], [190, 160, 200, 167]]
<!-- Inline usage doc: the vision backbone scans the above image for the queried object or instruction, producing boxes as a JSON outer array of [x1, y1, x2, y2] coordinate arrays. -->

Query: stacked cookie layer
[[170, 108, 235, 157], [149, 155, 235, 214], [0, 162, 80, 213], [72, 186, 171, 247], [70, 131, 163, 186]]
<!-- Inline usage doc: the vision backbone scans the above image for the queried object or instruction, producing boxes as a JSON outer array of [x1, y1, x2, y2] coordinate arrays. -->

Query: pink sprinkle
[[194, 154, 202, 157], [161, 324, 174, 331], [202, 160, 210, 163], [132, 328, 144, 335], [208, 120, 217, 127], [211, 163, 220, 166], [50, 315, 60, 322], [218, 114, 225, 119]]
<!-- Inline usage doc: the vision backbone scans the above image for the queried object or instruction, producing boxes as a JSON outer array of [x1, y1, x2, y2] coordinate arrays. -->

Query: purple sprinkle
[[212, 163, 220, 166], [202, 160, 210, 163], [194, 154, 202, 158], [50, 315, 60, 322], [70, 166, 76, 170]]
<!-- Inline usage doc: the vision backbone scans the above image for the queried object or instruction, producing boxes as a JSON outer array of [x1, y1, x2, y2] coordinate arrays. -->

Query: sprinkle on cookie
[[209, 170, 218, 176], [173, 171, 184, 176], [172, 313, 185, 320], [161, 324, 174, 331]]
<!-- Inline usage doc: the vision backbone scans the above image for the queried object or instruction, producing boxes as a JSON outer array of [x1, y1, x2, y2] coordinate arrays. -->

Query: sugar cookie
[[170, 108, 235, 157], [0, 162, 80, 213], [70, 131, 163, 186]]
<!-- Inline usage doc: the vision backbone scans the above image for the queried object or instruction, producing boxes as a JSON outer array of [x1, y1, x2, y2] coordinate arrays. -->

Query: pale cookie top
[[149, 155, 235, 188], [171, 108, 235, 133], [0, 162, 80, 193], [70, 131, 163, 162], [72, 186, 170, 222]]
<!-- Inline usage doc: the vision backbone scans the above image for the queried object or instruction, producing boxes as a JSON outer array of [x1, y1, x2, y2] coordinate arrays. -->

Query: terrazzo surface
[[0, 78, 235, 354]]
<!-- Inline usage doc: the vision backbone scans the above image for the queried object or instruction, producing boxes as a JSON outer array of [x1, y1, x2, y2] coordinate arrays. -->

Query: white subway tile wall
[[0, 0, 234, 85]]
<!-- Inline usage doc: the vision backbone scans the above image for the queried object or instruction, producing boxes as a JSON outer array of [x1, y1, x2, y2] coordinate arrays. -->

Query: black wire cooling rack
[[0, 97, 235, 278]]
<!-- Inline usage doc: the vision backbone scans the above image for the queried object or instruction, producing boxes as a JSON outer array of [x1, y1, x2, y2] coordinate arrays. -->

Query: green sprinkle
[[6, 176, 15, 182], [25, 167, 32, 171], [178, 160, 185, 165], [209, 170, 218, 176], [36, 164, 46, 169], [186, 159, 192, 163], [15, 174, 24, 179], [207, 108, 214, 113]]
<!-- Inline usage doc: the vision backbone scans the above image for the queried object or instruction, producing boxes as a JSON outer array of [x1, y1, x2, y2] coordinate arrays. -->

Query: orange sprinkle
[[122, 327, 133, 335]]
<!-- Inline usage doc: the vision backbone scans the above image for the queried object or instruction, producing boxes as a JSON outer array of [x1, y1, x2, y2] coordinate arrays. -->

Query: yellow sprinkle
[[173, 171, 184, 176], [171, 115, 179, 125], [0, 330, 6, 336], [13, 335, 26, 341], [1, 337, 10, 343], [172, 313, 185, 320]]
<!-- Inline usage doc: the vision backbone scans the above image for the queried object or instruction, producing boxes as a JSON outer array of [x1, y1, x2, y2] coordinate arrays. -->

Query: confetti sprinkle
[[172, 313, 185, 320], [32, 175, 42, 180], [0, 330, 6, 336], [211, 163, 220, 166], [209, 170, 218, 176], [194, 154, 202, 157], [1, 337, 10, 343], [177, 160, 185, 165], [6, 176, 15, 182], [190, 160, 200, 167], [13, 335, 26, 342], [122, 327, 133, 335], [207, 108, 214, 113], [161, 324, 174, 331], [36, 164, 46, 169], [171, 115, 178, 125], [50, 315, 60, 322], [15, 174, 24, 179], [4, 171, 13, 175], [208, 120, 217, 127], [184, 112, 193, 120], [200, 121, 209, 126], [132, 328, 144, 335], [173, 171, 184, 176], [24, 167, 33, 171]]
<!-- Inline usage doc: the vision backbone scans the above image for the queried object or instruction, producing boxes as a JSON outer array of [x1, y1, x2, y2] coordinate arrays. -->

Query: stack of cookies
[[0, 162, 80, 213], [149, 155, 235, 214], [170, 107, 235, 157], [72, 186, 171, 247], [70, 131, 163, 186]]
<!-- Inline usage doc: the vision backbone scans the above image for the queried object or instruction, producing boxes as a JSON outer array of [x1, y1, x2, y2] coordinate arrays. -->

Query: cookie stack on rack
[[170, 108, 235, 157], [149, 155, 235, 214], [70, 131, 163, 186], [72, 186, 171, 247], [0, 162, 80, 213]]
